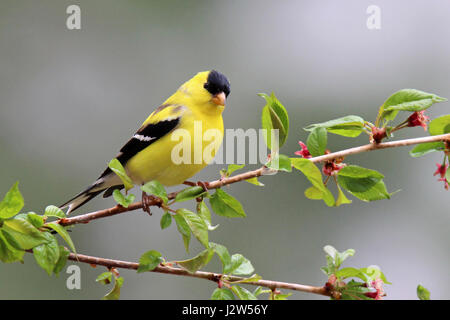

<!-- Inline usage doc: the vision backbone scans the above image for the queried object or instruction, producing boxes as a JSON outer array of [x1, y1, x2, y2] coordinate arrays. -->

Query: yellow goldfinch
[[60, 70, 230, 214]]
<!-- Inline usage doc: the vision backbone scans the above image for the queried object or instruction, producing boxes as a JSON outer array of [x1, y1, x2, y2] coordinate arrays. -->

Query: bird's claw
[[142, 191, 157, 215]]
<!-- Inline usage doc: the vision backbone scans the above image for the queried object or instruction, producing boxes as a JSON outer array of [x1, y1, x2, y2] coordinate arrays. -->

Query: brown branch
[[49, 133, 450, 299], [60, 133, 450, 227], [311, 133, 450, 163], [68, 251, 330, 297]]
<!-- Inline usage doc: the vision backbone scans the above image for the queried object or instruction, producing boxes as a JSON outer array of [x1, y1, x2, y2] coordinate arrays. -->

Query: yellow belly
[[125, 114, 223, 186]]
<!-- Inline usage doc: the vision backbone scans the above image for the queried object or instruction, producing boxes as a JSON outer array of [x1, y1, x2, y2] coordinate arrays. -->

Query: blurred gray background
[[0, 0, 449, 300]]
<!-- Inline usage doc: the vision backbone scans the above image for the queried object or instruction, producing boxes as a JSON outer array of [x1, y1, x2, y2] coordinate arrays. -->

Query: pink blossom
[[433, 163, 448, 179], [322, 162, 344, 176], [407, 111, 430, 131], [371, 127, 387, 144], [364, 278, 385, 300], [294, 141, 311, 158]]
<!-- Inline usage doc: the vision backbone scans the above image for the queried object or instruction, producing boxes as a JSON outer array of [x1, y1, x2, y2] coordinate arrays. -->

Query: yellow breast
[[125, 109, 224, 186]]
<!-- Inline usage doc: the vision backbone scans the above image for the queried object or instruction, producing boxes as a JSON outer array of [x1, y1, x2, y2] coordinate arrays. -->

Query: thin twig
[[59, 133, 450, 227], [67, 251, 330, 296]]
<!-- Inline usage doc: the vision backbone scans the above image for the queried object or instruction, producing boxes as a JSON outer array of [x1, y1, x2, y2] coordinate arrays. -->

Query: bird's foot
[[141, 191, 160, 215]]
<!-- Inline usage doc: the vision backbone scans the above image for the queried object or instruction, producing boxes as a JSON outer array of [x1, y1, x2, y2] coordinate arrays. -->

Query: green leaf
[[336, 185, 352, 206], [291, 158, 325, 189], [229, 254, 255, 276], [2, 218, 47, 249], [160, 212, 172, 229], [320, 266, 330, 276], [337, 165, 384, 179], [33, 233, 60, 275], [429, 115, 450, 135], [304, 186, 324, 200], [260, 92, 289, 150], [322, 245, 356, 271], [381, 89, 446, 121], [338, 176, 390, 202], [266, 154, 292, 172], [108, 158, 134, 191], [336, 267, 366, 281], [26, 213, 45, 228], [253, 286, 271, 297], [140, 180, 168, 204], [337, 249, 355, 266], [96, 271, 113, 285], [341, 280, 373, 300], [306, 127, 327, 157], [209, 189, 246, 218], [337, 166, 390, 202], [358, 265, 391, 284], [103, 276, 124, 300], [137, 250, 163, 273], [231, 285, 258, 300], [272, 292, 292, 300], [305, 115, 365, 138], [228, 273, 262, 284], [175, 186, 206, 202], [211, 288, 235, 300], [197, 201, 211, 226], [197, 201, 218, 231], [176, 248, 214, 273], [44, 205, 66, 219], [291, 158, 335, 206], [0, 229, 22, 250], [174, 214, 191, 252], [210, 242, 232, 273], [46, 222, 76, 254], [177, 209, 209, 248], [0, 182, 24, 219], [323, 245, 339, 261], [409, 141, 445, 158], [417, 284, 430, 300], [53, 246, 70, 276], [0, 232, 24, 263], [226, 164, 245, 176], [245, 177, 264, 186], [112, 190, 135, 208]]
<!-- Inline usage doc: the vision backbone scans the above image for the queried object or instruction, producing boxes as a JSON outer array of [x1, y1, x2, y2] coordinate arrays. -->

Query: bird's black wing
[[98, 117, 181, 182]]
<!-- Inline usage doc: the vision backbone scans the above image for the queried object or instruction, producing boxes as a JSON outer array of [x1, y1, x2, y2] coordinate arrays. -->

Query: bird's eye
[[203, 83, 210, 90]]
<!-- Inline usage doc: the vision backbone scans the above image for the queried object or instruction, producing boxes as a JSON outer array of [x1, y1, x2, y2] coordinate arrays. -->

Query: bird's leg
[[141, 191, 154, 215], [183, 180, 197, 186], [141, 191, 165, 215]]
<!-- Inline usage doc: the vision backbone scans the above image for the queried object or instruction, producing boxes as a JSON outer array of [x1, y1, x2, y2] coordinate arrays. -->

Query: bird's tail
[[60, 168, 125, 215], [59, 182, 107, 215]]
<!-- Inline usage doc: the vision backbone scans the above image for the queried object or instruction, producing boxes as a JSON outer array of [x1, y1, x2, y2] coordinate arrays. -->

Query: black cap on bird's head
[[204, 70, 230, 106]]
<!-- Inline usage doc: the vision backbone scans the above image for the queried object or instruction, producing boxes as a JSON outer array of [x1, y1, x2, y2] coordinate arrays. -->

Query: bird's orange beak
[[211, 92, 226, 106]]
